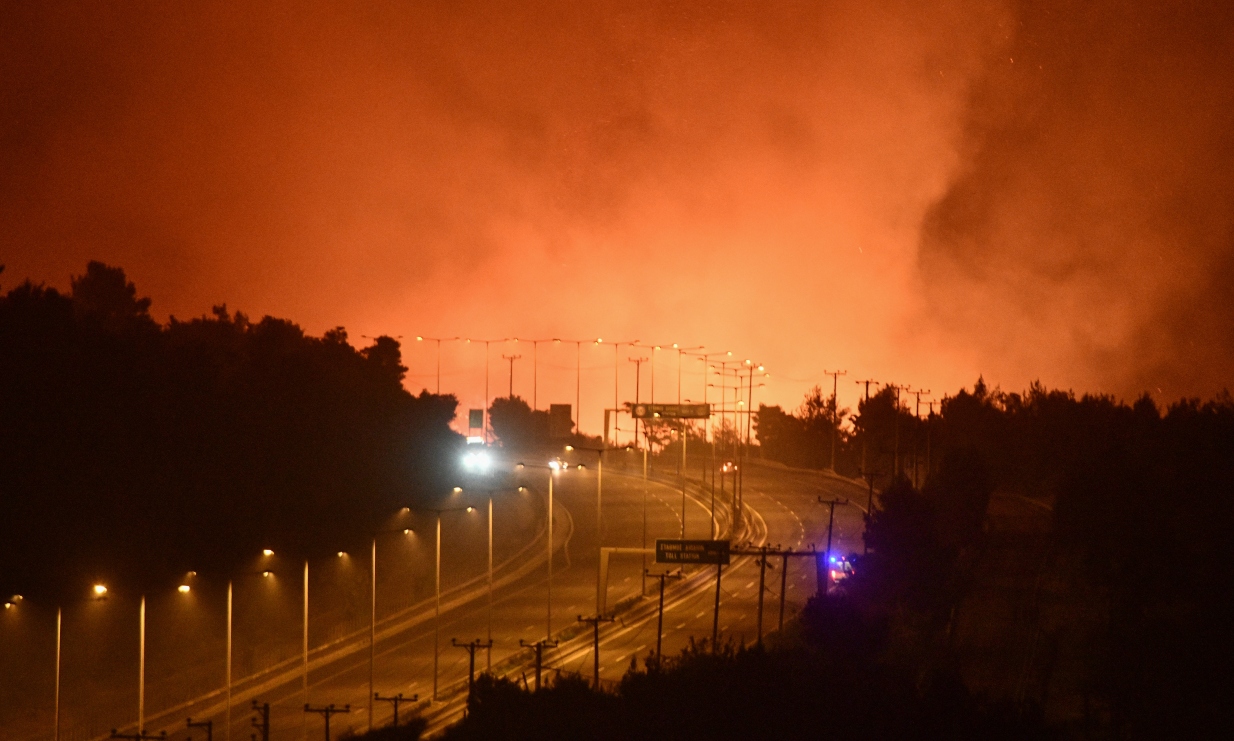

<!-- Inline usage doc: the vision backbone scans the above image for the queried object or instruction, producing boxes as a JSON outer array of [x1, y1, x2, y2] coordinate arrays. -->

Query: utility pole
[[519, 639, 558, 691], [854, 379, 879, 483], [186, 717, 212, 741], [861, 467, 877, 554], [911, 389, 931, 488], [374, 693, 415, 728], [818, 497, 847, 596], [926, 400, 938, 484], [885, 383, 906, 478], [577, 615, 616, 688], [755, 545, 776, 647], [502, 354, 522, 398], [824, 370, 848, 471], [250, 701, 270, 741], [369, 539, 375, 731], [452, 639, 494, 699], [778, 549, 792, 632], [303, 704, 349, 741], [302, 560, 309, 741], [646, 569, 683, 663], [712, 560, 723, 650]]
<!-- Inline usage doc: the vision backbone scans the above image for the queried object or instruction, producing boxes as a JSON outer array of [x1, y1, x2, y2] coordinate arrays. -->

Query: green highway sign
[[655, 539, 730, 565], [630, 403, 711, 420]]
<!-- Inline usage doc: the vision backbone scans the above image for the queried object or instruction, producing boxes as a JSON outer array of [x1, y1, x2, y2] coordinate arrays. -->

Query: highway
[[17, 457, 867, 741]]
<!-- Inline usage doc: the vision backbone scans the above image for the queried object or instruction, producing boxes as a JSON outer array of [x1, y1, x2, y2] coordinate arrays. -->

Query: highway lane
[[547, 460, 868, 693], [37, 457, 868, 741], [121, 461, 696, 740]]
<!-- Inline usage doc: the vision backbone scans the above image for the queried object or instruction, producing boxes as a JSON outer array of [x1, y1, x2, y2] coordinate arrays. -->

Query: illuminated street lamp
[[455, 468, 515, 671], [1, 596, 61, 741], [463, 338, 509, 443], [516, 460, 566, 640], [91, 583, 193, 737], [365, 515, 419, 730], [414, 336, 460, 395], [405, 501, 475, 701], [223, 565, 279, 741], [564, 443, 610, 613]]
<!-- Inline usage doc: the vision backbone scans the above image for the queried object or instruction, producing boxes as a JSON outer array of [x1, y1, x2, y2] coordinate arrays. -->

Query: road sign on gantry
[[630, 403, 711, 419], [656, 539, 730, 565]]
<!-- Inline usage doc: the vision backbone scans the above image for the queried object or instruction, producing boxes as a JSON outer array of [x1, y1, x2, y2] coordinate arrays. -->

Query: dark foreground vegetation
[[0, 263, 462, 601], [756, 382, 1234, 738]]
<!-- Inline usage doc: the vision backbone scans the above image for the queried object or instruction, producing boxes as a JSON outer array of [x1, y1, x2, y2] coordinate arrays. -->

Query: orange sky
[[3, 1, 1232, 436]]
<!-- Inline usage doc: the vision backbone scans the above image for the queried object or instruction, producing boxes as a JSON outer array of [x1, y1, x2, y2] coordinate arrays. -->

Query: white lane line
[[674, 622, 687, 630]]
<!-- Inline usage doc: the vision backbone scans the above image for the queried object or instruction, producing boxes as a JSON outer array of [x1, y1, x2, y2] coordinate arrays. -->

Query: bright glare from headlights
[[463, 450, 491, 472]]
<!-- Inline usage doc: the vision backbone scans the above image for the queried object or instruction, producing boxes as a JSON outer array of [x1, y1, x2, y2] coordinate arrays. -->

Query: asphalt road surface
[[5, 456, 867, 741]]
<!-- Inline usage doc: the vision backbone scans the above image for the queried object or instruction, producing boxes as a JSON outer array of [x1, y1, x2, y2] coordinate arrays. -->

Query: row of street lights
[[6, 440, 679, 740], [411, 336, 769, 449]]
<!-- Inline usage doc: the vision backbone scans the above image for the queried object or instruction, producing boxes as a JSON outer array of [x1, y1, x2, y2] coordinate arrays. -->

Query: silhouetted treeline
[[486, 394, 600, 454], [760, 379, 1234, 737], [0, 262, 462, 601]]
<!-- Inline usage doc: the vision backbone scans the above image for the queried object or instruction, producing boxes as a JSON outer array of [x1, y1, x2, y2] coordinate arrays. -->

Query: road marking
[[744, 581, 755, 589], [675, 622, 687, 630]]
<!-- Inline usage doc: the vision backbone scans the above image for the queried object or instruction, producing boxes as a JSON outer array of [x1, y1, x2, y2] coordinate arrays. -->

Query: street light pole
[[138, 596, 145, 735], [629, 355, 649, 592], [567, 445, 607, 614], [517, 339, 551, 410], [54, 606, 61, 741], [519, 461, 562, 640], [226, 581, 232, 741], [403, 502, 471, 702], [547, 469, 554, 639], [435, 512, 441, 700], [608, 340, 640, 447], [369, 538, 376, 731], [488, 492, 494, 669], [302, 561, 309, 741], [483, 340, 488, 439], [414, 337, 458, 395]]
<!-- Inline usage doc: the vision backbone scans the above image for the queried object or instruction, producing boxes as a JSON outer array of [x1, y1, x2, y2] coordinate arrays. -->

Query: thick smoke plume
[[2, 1, 1230, 423], [920, 0, 1234, 400]]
